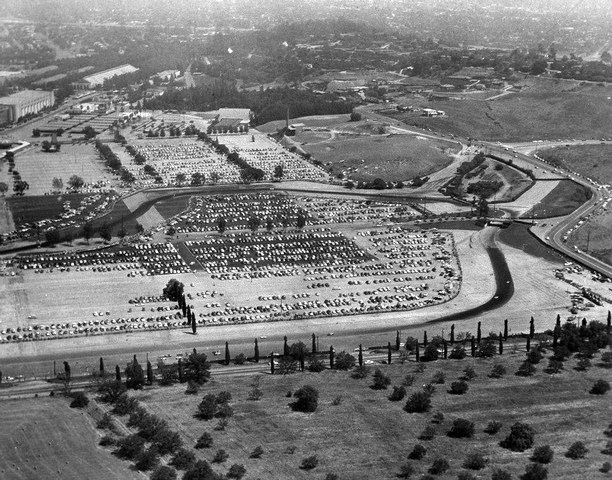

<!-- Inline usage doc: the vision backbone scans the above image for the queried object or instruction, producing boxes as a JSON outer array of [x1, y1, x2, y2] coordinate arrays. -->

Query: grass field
[[523, 180, 592, 218], [386, 78, 612, 142], [131, 346, 612, 480], [538, 144, 612, 185], [302, 134, 456, 183], [0, 397, 141, 480]]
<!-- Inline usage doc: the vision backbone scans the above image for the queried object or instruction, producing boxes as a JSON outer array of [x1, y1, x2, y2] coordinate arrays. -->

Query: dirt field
[[0, 397, 141, 480], [386, 78, 612, 142], [130, 345, 612, 480], [5, 143, 118, 196]]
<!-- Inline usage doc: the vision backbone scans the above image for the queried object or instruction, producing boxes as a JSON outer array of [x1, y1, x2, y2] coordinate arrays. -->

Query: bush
[[389, 385, 407, 402], [150, 465, 178, 480], [448, 418, 475, 438], [463, 452, 487, 470], [351, 365, 369, 379], [170, 448, 196, 470], [419, 426, 436, 441], [114, 433, 146, 460], [545, 359, 563, 374], [449, 345, 467, 359], [484, 420, 503, 435], [422, 384, 436, 396], [371, 369, 391, 389], [575, 357, 591, 371], [462, 365, 477, 381], [565, 441, 588, 459], [197, 394, 218, 420], [308, 359, 325, 372], [457, 473, 476, 480], [331, 395, 343, 406], [432, 412, 444, 424], [403, 375, 416, 387], [601, 351, 612, 368], [397, 462, 415, 478], [590, 379, 610, 395], [428, 458, 450, 475], [431, 371, 446, 384], [531, 445, 554, 464], [404, 391, 432, 413], [449, 380, 469, 395], [603, 440, 612, 455], [526, 348, 543, 364], [520, 463, 548, 480], [325, 474, 339, 480], [491, 468, 513, 480], [489, 364, 507, 378], [250, 446, 264, 458], [213, 448, 229, 463], [408, 444, 427, 460], [70, 392, 89, 409], [99, 435, 115, 446], [334, 351, 356, 370], [135, 446, 160, 471], [195, 432, 213, 449], [292, 385, 319, 412], [501, 422, 535, 452], [516, 361, 536, 377], [227, 464, 247, 479], [601, 462, 611, 473], [300, 455, 319, 470]]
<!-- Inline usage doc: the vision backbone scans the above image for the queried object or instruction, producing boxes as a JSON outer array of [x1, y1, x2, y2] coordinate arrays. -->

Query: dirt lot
[[129, 344, 612, 480], [0, 397, 140, 480]]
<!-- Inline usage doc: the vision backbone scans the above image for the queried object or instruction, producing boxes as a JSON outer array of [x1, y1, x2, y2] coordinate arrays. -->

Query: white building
[[0, 89, 55, 123]]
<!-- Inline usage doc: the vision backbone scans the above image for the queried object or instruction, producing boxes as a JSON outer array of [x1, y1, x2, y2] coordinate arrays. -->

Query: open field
[[301, 134, 456, 183], [385, 78, 612, 142], [4, 143, 118, 196], [524, 180, 593, 218], [130, 345, 612, 480], [0, 397, 141, 480], [257, 114, 354, 133], [566, 210, 612, 266], [538, 144, 612, 185]]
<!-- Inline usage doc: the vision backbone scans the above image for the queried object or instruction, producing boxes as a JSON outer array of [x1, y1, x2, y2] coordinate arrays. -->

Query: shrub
[[516, 361, 536, 377], [601, 462, 611, 473], [449, 345, 467, 359], [292, 385, 319, 412], [428, 458, 450, 475], [403, 375, 416, 386], [601, 351, 612, 368], [97, 413, 114, 430], [462, 452, 487, 470], [397, 462, 415, 478], [150, 465, 178, 480], [491, 468, 513, 480], [565, 441, 588, 459], [457, 473, 476, 480], [170, 448, 196, 470], [449, 380, 469, 395], [531, 445, 554, 464], [419, 426, 436, 441], [408, 444, 427, 460], [185, 381, 199, 395], [250, 446, 264, 458], [325, 474, 339, 480], [114, 433, 146, 460], [520, 463, 548, 480], [545, 359, 563, 374], [371, 369, 391, 390], [331, 395, 343, 406], [216, 391, 232, 404], [448, 418, 475, 438], [227, 463, 246, 479], [213, 448, 229, 463], [195, 432, 213, 449], [70, 392, 89, 408], [501, 422, 535, 452], [605, 422, 612, 437], [432, 371, 446, 384], [113, 394, 140, 416], [590, 379, 610, 395], [526, 348, 543, 364], [334, 351, 356, 370], [284, 445, 297, 454], [135, 446, 160, 471], [300, 455, 319, 470], [489, 364, 507, 378], [99, 435, 115, 446], [432, 412, 444, 424], [603, 440, 612, 455], [484, 420, 503, 435], [423, 384, 436, 396], [233, 353, 246, 365], [351, 365, 369, 379], [575, 357, 591, 371], [389, 385, 407, 401], [308, 359, 325, 372], [196, 394, 218, 420], [404, 391, 432, 413], [214, 418, 228, 431], [462, 365, 477, 381]]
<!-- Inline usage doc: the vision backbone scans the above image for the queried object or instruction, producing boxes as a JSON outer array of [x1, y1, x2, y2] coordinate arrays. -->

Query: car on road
[[212, 350, 221, 356]]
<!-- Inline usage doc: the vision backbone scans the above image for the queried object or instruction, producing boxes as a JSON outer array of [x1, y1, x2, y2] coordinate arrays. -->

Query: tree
[[0, 182, 7, 195], [175, 173, 186, 185], [428, 458, 449, 475], [247, 215, 260, 233], [371, 369, 391, 390], [292, 385, 319, 412], [135, 445, 160, 471], [152, 428, 183, 456], [163, 279, 184, 302], [521, 463, 548, 480], [52, 177, 63, 191], [449, 380, 469, 395], [531, 445, 554, 464], [212, 449, 228, 463], [99, 221, 112, 243], [334, 351, 356, 370], [449, 345, 466, 359], [41, 140, 51, 152], [217, 216, 227, 235], [195, 432, 213, 449], [183, 460, 217, 480], [225, 342, 231, 365], [350, 111, 362, 121], [448, 418, 475, 438], [484, 421, 503, 435], [68, 175, 85, 190], [83, 125, 97, 139], [273, 164, 284, 181], [397, 462, 415, 478], [463, 452, 487, 470], [70, 392, 89, 408], [422, 343, 438, 362], [125, 357, 145, 390], [114, 434, 146, 460], [250, 446, 264, 458], [591, 379, 611, 395], [296, 212, 306, 230], [45, 229, 61, 245], [13, 180, 29, 195], [389, 385, 407, 401], [300, 455, 319, 470], [516, 360, 536, 376], [404, 391, 432, 413], [98, 379, 127, 404], [150, 466, 178, 480], [409, 444, 427, 460], [501, 422, 535, 451], [197, 394, 218, 420], [191, 172, 205, 186], [227, 464, 246, 479], [492, 468, 513, 480], [490, 364, 507, 378], [83, 222, 93, 244]]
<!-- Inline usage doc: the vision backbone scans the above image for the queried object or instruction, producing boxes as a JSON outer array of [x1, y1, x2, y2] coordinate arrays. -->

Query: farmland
[[0, 397, 140, 480]]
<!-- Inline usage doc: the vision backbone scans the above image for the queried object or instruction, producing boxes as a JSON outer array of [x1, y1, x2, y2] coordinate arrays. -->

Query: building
[[0, 89, 55, 124], [71, 64, 139, 89], [217, 108, 251, 123]]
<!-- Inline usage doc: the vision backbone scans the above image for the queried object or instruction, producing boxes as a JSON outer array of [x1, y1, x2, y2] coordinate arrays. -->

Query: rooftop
[[0, 89, 53, 105]]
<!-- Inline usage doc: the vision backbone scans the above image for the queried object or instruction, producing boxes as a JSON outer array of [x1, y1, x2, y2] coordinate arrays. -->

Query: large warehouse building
[[0, 89, 55, 124], [71, 64, 139, 89]]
